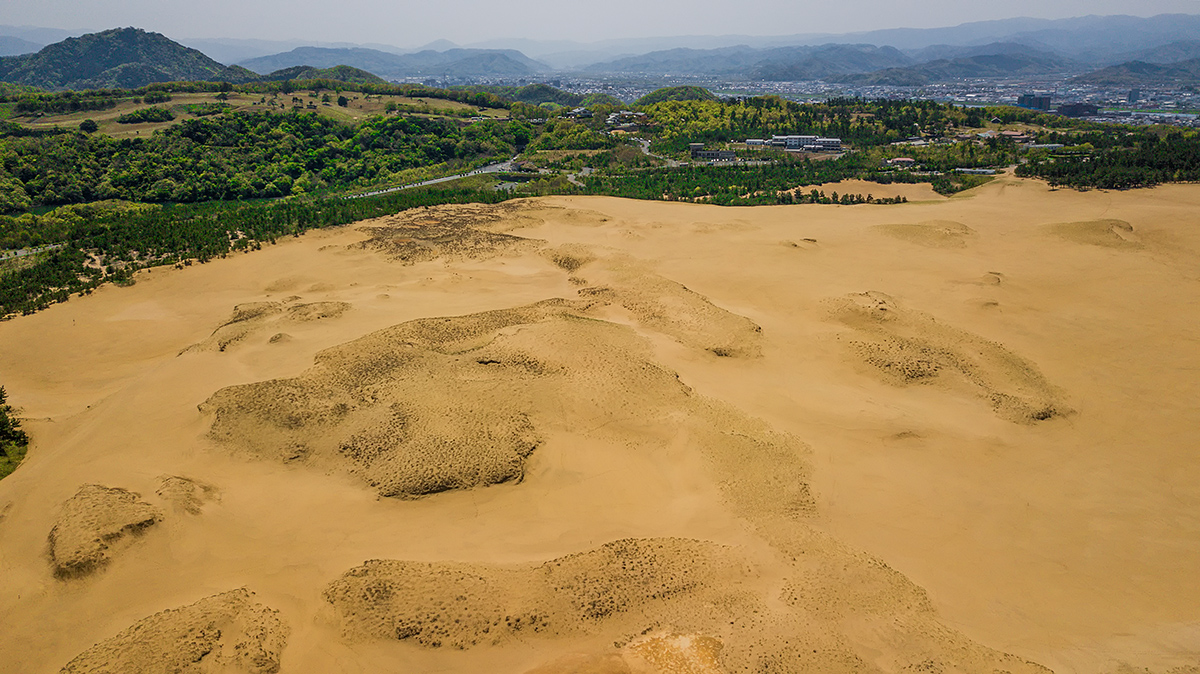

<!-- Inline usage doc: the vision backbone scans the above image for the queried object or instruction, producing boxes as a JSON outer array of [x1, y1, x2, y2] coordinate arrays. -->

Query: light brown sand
[[0, 175, 1198, 674]]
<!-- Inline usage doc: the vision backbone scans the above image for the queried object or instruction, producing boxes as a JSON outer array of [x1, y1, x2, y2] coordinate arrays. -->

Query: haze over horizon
[[3, 1, 1200, 47]]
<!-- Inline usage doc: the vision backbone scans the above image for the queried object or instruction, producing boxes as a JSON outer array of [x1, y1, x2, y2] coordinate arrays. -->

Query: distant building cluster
[[606, 110, 648, 132], [688, 143, 736, 161], [745, 135, 843, 152], [1017, 93, 1101, 118], [1056, 102, 1100, 118], [1017, 94, 1053, 111]]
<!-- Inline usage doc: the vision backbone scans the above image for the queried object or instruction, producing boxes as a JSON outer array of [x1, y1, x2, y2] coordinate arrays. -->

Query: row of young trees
[[581, 154, 916, 204], [1016, 131, 1200, 189], [639, 96, 1106, 154]]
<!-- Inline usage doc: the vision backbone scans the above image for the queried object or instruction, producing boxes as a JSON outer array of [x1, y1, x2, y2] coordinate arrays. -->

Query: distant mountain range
[[238, 46, 547, 78], [838, 50, 1078, 86], [5, 15, 1200, 92], [581, 42, 1078, 83], [1070, 58, 1200, 86], [1107, 40, 1200, 65], [0, 28, 546, 90], [441, 13, 1200, 69], [584, 43, 915, 80], [0, 36, 41, 57]]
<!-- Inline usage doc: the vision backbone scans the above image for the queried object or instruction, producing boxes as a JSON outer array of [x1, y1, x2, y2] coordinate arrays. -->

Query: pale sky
[[3, 0, 1200, 46]]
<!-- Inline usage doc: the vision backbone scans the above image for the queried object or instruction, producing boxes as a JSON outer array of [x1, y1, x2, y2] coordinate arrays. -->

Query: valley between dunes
[[1, 174, 1198, 674]]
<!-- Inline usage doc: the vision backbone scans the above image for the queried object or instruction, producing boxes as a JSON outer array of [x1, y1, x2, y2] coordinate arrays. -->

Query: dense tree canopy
[[0, 110, 532, 209]]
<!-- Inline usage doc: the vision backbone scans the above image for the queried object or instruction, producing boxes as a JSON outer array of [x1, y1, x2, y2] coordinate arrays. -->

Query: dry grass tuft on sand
[[47, 485, 162, 579], [60, 588, 288, 674], [829, 291, 1069, 423], [355, 201, 548, 264]]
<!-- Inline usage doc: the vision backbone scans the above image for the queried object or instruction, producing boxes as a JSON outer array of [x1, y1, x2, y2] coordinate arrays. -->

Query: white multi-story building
[[748, 135, 842, 151]]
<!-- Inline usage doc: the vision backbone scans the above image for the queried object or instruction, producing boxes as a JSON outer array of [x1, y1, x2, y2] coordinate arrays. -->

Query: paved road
[[349, 159, 516, 199], [634, 139, 682, 167], [0, 243, 63, 261]]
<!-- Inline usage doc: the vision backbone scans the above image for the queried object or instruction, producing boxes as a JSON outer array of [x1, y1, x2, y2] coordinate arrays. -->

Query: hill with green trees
[[0, 28, 257, 90], [635, 86, 717, 106], [260, 65, 385, 84], [0, 110, 532, 209]]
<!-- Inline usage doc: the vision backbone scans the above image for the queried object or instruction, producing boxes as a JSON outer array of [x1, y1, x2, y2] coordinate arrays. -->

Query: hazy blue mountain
[[0, 28, 255, 90], [839, 51, 1079, 86], [0, 25, 79, 46], [908, 41, 1059, 63], [0, 36, 41, 56], [1069, 58, 1200, 86], [584, 46, 765, 75], [585, 43, 910, 79], [750, 44, 912, 80], [475, 14, 1200, 69], [239, 46, 546, 79], [1106, 40, 1200, 65]]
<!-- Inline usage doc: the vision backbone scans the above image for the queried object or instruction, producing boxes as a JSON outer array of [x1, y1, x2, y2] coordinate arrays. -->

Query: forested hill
[[0, 28, 256, 90], [258, 65, 385, 84], [1068, 58, 1200, 85]]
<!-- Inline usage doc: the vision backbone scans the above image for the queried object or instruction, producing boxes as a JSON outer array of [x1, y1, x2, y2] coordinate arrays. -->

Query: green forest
[[0, 111, 533, 209], [1016, 131, 1200, 189]]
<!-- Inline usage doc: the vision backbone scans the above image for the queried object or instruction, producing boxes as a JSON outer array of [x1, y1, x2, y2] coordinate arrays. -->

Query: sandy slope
[[0, 175, 1198, 674]]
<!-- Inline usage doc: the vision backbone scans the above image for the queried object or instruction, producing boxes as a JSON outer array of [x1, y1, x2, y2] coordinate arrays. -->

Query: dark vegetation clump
[[0, 385, 29, 480]]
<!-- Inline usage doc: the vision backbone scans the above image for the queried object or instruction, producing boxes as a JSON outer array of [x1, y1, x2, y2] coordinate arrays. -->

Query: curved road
[[349, 159, 517, 199]]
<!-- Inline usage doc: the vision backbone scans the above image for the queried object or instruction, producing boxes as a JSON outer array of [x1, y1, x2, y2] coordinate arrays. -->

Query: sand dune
[[60, 588, 288, 674], [1, 175, 1199, 674]]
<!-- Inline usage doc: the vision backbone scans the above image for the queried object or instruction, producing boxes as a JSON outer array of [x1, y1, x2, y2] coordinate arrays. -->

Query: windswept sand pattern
[[541, 246, 763, 358], [1048, 219, 1142, 249], [184, 299, 350, 353], [47, 485, 162, 579], [873, 221, 976, 248], [60, 588, 288, 674], [830, 291, 1069, 422], [355, 201, 547, 263]]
